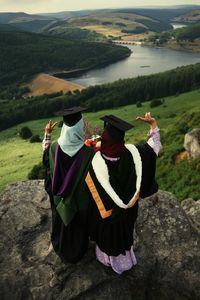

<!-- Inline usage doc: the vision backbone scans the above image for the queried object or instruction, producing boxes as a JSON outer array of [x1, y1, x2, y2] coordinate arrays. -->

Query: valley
[[0, 5, 200, 202]]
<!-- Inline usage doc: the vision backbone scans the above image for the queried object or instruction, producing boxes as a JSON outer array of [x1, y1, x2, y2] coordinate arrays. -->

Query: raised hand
[[45, 120, 58, 134], [136, 112, 157, 129]]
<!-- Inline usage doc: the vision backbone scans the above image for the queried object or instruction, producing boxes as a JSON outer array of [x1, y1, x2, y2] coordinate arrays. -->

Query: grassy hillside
[[0, 30, 130, 84], [0, 89, 200, 201], [44, 23, 107, 42], [49, 11, 172, 39], [172, 9, 200, 24]]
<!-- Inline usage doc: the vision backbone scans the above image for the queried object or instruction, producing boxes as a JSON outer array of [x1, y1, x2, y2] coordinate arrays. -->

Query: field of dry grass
[[81, 25, 149, 41], [28, 73, 84, 96], [81, 25, 123, 37], [121, 32, 151, 41]]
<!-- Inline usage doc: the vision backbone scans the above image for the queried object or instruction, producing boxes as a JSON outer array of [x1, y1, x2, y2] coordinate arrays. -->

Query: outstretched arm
[[42, 120, 57, 151], [136, 112, 162, 156], [136, 112, 157, 129]]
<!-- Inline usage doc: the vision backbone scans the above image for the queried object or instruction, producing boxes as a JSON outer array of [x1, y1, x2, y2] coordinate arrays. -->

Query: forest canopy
[[0, 30, 130, 85]]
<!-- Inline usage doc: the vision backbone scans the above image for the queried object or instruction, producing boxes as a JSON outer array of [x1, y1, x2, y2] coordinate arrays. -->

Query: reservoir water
[[67, 45, 200, 87], [171, 23, 187, 29]]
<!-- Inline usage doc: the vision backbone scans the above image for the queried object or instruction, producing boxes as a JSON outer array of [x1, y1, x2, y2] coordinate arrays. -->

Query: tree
[[19, 126, 32, 139], [150, 99, 163, 108], [136, 101, 142, 107], [30, 135, 41, 143], [28, 162, 45, 179]]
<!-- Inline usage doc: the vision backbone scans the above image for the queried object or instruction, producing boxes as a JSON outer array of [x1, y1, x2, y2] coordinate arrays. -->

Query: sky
[[0, 0, 199, 14]]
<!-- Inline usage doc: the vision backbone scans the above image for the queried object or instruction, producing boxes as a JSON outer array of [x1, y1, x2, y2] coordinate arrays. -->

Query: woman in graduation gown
[[85, 112, 162, 274], [42, 107, 94, 264], [43, 107, 161, 272]]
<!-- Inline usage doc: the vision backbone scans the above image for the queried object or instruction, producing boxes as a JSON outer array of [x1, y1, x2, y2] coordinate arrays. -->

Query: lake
[[171, 23, 187, 29], [66, 45, 200, 87]]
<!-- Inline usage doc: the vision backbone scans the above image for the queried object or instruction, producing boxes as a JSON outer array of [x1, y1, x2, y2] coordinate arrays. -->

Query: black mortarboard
[[100, 115, 134, 142], [55, 106, 87, 117], [55, 106, 87, 127]]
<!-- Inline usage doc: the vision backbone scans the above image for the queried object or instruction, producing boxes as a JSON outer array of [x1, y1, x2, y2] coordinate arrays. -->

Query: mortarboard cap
[[100, 115, 134, 131], [100, 115, 134, 142], [54, 106, 87, 127], [54, 106, 87, 117]]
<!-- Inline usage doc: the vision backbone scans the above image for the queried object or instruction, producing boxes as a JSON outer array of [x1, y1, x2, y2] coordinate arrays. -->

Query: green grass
[[0, 89, 200, 200]]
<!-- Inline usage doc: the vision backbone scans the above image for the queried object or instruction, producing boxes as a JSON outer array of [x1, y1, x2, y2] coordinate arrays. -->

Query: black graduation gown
[[43, 145, 93, 264], [87, 143, 158, 256]]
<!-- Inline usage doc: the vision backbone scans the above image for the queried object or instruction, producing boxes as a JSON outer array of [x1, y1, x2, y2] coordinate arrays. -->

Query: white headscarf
[[57, 118, 84, 157]]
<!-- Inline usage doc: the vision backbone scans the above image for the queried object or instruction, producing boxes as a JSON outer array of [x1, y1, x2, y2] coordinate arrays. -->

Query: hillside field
[[0, 89, 200, 200], [28, 73, 84, 96], [44, 10, 172, 41]]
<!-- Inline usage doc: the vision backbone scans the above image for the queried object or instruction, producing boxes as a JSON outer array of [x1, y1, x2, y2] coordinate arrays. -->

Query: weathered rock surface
[[0, 180, 199, 300], [184, 128, 200, 159], [181, 198, 200, 230]]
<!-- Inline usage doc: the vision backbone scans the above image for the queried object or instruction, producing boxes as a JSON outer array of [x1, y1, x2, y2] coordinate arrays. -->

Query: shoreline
[[53, 52, 131, 80], [142, 42, 200, 54]]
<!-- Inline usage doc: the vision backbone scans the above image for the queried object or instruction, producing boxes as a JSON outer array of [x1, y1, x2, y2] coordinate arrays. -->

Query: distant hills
[[39, 10, 98, 20], [123, 7, 200, 23], [38, 6, 200, 21], [172, 9, 200, 24], [0, 6, 199, 85], [0, 23, 18, 31], [43, 10, 173, 39], [0, 12, 56, 32], [0, 6, 199, 35], [42, 7, 200, 39]]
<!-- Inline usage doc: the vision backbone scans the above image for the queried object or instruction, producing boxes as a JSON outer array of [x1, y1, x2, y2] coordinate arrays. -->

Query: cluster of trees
[[19, 126, 42, 143], [150, 99, 164, 108], [28, 162, 45, 180], [0, 94, 65, 131], [148, 23, 200, 46], [79, 62, 200, 111], [148, 31, 171, 45], [45, 25, 107, 42], [174, 24, 200, 42], [0, 30, 130, 85], [0, 85, 30, 100], [122, 27, 147, 34], [120, 19, 172, 34], [137, 19, 172, 33], [1, 62, 200, 131]]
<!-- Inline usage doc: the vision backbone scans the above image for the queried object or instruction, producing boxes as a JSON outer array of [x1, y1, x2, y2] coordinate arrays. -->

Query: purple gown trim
[[52, 144, 84, 197]]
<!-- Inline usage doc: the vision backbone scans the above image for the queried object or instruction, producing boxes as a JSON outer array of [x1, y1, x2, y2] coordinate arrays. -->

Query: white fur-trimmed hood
[[91, 144, 142, 209]]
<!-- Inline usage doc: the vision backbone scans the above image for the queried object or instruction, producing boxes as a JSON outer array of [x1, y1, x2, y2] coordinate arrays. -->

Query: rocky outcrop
[[0, 180, 200, 300], [184, 128, 200, 159], [181, 198, 200, 230]]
